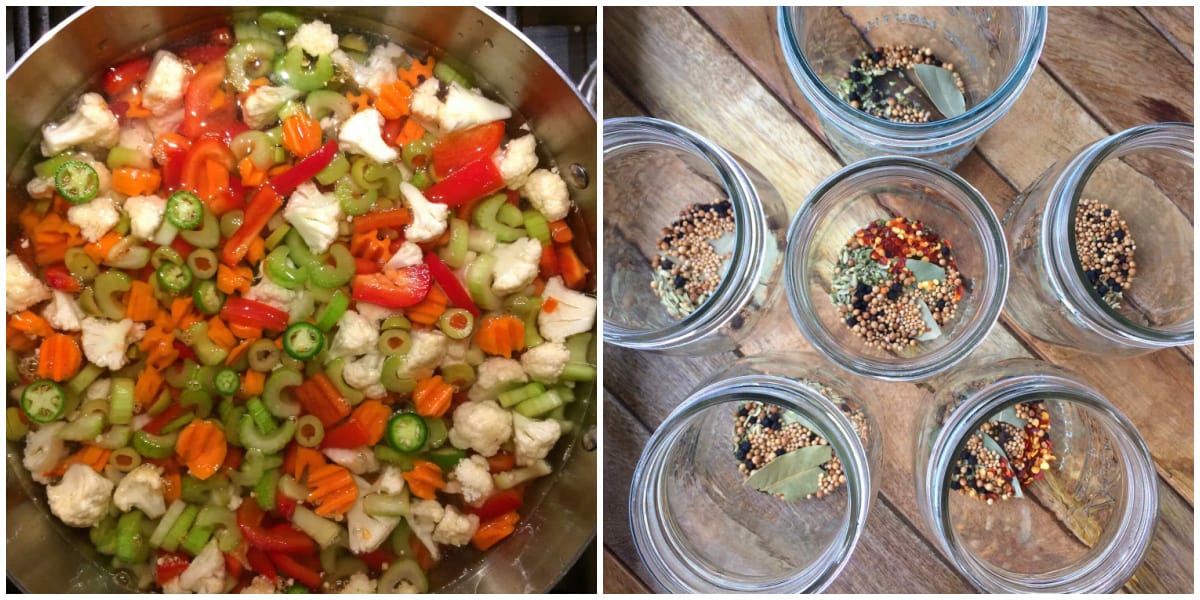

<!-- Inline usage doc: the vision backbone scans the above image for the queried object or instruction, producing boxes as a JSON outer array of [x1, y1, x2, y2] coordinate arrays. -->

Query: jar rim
[[777, 6, 1047, 146], [784, 156, 1009, 381], [601, 117, 769, 350], [628, 373, 874, 593], [1042, 122, 1194, 347], [921, 371, 1158, 592]]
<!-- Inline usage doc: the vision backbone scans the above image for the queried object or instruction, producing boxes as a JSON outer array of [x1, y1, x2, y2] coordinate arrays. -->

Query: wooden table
[[602, 7, 1193, 593]]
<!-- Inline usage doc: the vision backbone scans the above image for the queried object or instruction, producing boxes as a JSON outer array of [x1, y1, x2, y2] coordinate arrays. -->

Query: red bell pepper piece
[[321, 418, 372, 450], [466, 489, 524, 521], [356, 548, 395, 571], [223, 551, 244, 580], [275, 492, 297, 520], [173, 339, 198, 362], [350, 265, 432, 309], [220, 185, 282, 266], [423, 252, 480, 316], [431, 121, 505, 179], [381, 117, 405, 146], [181, 59, 236, 139], [44, 264, 81, 293], [180, 138, 240, 215], [171, 235, 196, 260], [424, 156, 505, 207], [237, 501, 317, 555], [267, 140, 338, 197], [268, 552, 323, 589], [220, 296, 290, 332], [179, 44, 229, 66], [143, 403, 188, 436], [354, 257, 381, 275], [103, 57, 151, 98], [246, 546, 278, 583], [155, 551, 191, 586]]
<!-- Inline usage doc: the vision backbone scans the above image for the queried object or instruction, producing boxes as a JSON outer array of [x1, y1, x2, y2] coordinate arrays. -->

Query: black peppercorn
[[673, 275, 686, 289], [850, 70, 863, 82]]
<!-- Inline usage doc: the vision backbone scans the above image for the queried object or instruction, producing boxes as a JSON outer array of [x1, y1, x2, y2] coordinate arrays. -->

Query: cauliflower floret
[[40, 93, 120, 156], [345, 474, 401, 554], [112, 463, 166, 518], [452, 455, 494, 504], [537, 277, 597, 343], [399, 330, 449, 379], [85, 378, 112, 401], [521, 169, 571, 222], [494, 134, 538, 189], [520, 342, 570, 383], [376, 466, 406, 495], [439, 338, 470, 369], [512, 412, 562, 467], [339, 572, 378, 594], [338, 108, 398, 163], [467, 357, 528, 403], [332, 43, 408, 95], [323, 447, 381, 476], [283, 181, 343, 254], [432, 505, 479, 547], [342, 353, 388, 399], [81, 317, 136, 370], [240, 575, 279, 594], [7, 254, 53, 314], [25, 176, 56, 199], [329, 310, 379, 358], [383, 240, 423, 270], [42, 291, 85, 332], [177, 539, 228, 594], [147, 108, 185, 137], [448, 400, 513, 457], [354, 302, 403, 329], [141, 50, 191, 116], [241, 84, 302, 130], [47, 463, 114, 527], [399, 182, 449, 243], [490, 238, 542, 295], [411, 79, 513, 133], [243, 277, 311, 322], [124, 194, 167, 239], [67, 195, 120, 243], [406, 498, 444, 560], [23, 422, 67, 485], [288, 20, 339, 57], [118, 119, 156, 165]]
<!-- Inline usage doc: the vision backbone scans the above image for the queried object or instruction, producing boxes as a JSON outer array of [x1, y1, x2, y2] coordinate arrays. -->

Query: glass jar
[[777, 7, 1046, 168], [915, 358, 1158, 593], [784, 156, 1008, 381], [602, 117, 786, 355], [1003, 122, 1194, 354], [628, 353, 880, 593]]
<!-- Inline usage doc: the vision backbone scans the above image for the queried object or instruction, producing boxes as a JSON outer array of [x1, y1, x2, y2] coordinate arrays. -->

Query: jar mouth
[[1045, 123, 1194, 347], [601, 117, 767, 350], [777, 6, 1047, 146], [923, 374, 1158, 593], [628, 374, 874, 593], [784, 156, 1008, 381]]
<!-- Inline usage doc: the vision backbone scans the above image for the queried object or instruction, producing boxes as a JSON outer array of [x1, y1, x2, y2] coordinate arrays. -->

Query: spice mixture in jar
[[837, 45, 966, 124], [650, 199, 736, 319], [950, 400, 1058, 505], [733, 391, 869, 502], [1074, 198, 1137, 309], [832, 216, 964, 353]]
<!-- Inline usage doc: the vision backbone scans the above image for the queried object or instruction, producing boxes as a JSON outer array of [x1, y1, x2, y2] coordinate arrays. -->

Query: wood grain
[[603, 6, 1193, 594], [1136, 6, 1194, 64]]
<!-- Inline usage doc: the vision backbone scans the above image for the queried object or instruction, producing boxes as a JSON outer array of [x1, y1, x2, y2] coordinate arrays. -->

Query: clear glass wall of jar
[[777, 7, 1046, 168], [628, 353, 880, 593], [915, 358, 1158, 593], [603, 117, 786, 355], [1003, 122, 1194, 354], [784, 156, 1008, 381]]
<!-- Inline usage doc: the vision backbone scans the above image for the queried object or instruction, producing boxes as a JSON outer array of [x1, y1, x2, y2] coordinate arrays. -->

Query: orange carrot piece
[[476, 315, 524, 358], [175, 419, 228, 480], [111, 167, 162, 197], [134, 368, 165, 407], [217, 264, 253, 295], [506, 317, 525, 353], [307, 464, 358, 516], [124, 280, 160, 322], [206, 316, 237, 351], [401, 460, 446, 500], [240, 369, 265, 398], [345, 91, 370, 112], [538, 243, 560, 278], [541, 297, 559, 314], [374, 81, 413, 120], [471, 510, 520, 551], [225, 338, 255, 366], [162, 469, 183, 503], [281, 111, 323, 157], [45, 445, 113, 478], [169, 297, 194, 327], [83, 231, 123, 263], [548, 220, 574, 244], [397, 56, 435, 88], [411, 535, 437, 570], [10, 311, 54, 338], [7, 323, 36, 352], [350, 400, 392, 446], [245, 237, 266, 266], [486, 451, 516, 474], [228, 321, 263, 340], [394, 119, 426, 146], [412, 376, 453, 419], [286, 445, 327, 483], [37, 334, 82, 382], [557, 244, 589, 290]]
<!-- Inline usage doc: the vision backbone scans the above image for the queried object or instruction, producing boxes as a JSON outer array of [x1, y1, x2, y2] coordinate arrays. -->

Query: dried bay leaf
[[979, 406, 1025, 499], [915, 298, 943, 341], [905, 257, 946, 283], [744, 444, 833, 501], [912, 63, 966, 119]]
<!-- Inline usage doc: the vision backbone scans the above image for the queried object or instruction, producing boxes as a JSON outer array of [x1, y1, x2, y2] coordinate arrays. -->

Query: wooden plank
[[603, 551, 650, 594], [605, 6, 1193, 592], [600, 386, 974, 593], [1041, 7, 1193, 132], [690, 4, 1195, 506], [1137, 6, 1194, 64]]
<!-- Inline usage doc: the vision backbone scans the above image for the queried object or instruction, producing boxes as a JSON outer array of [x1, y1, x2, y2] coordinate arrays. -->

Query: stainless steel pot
[[5, 6, 596, 593]]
